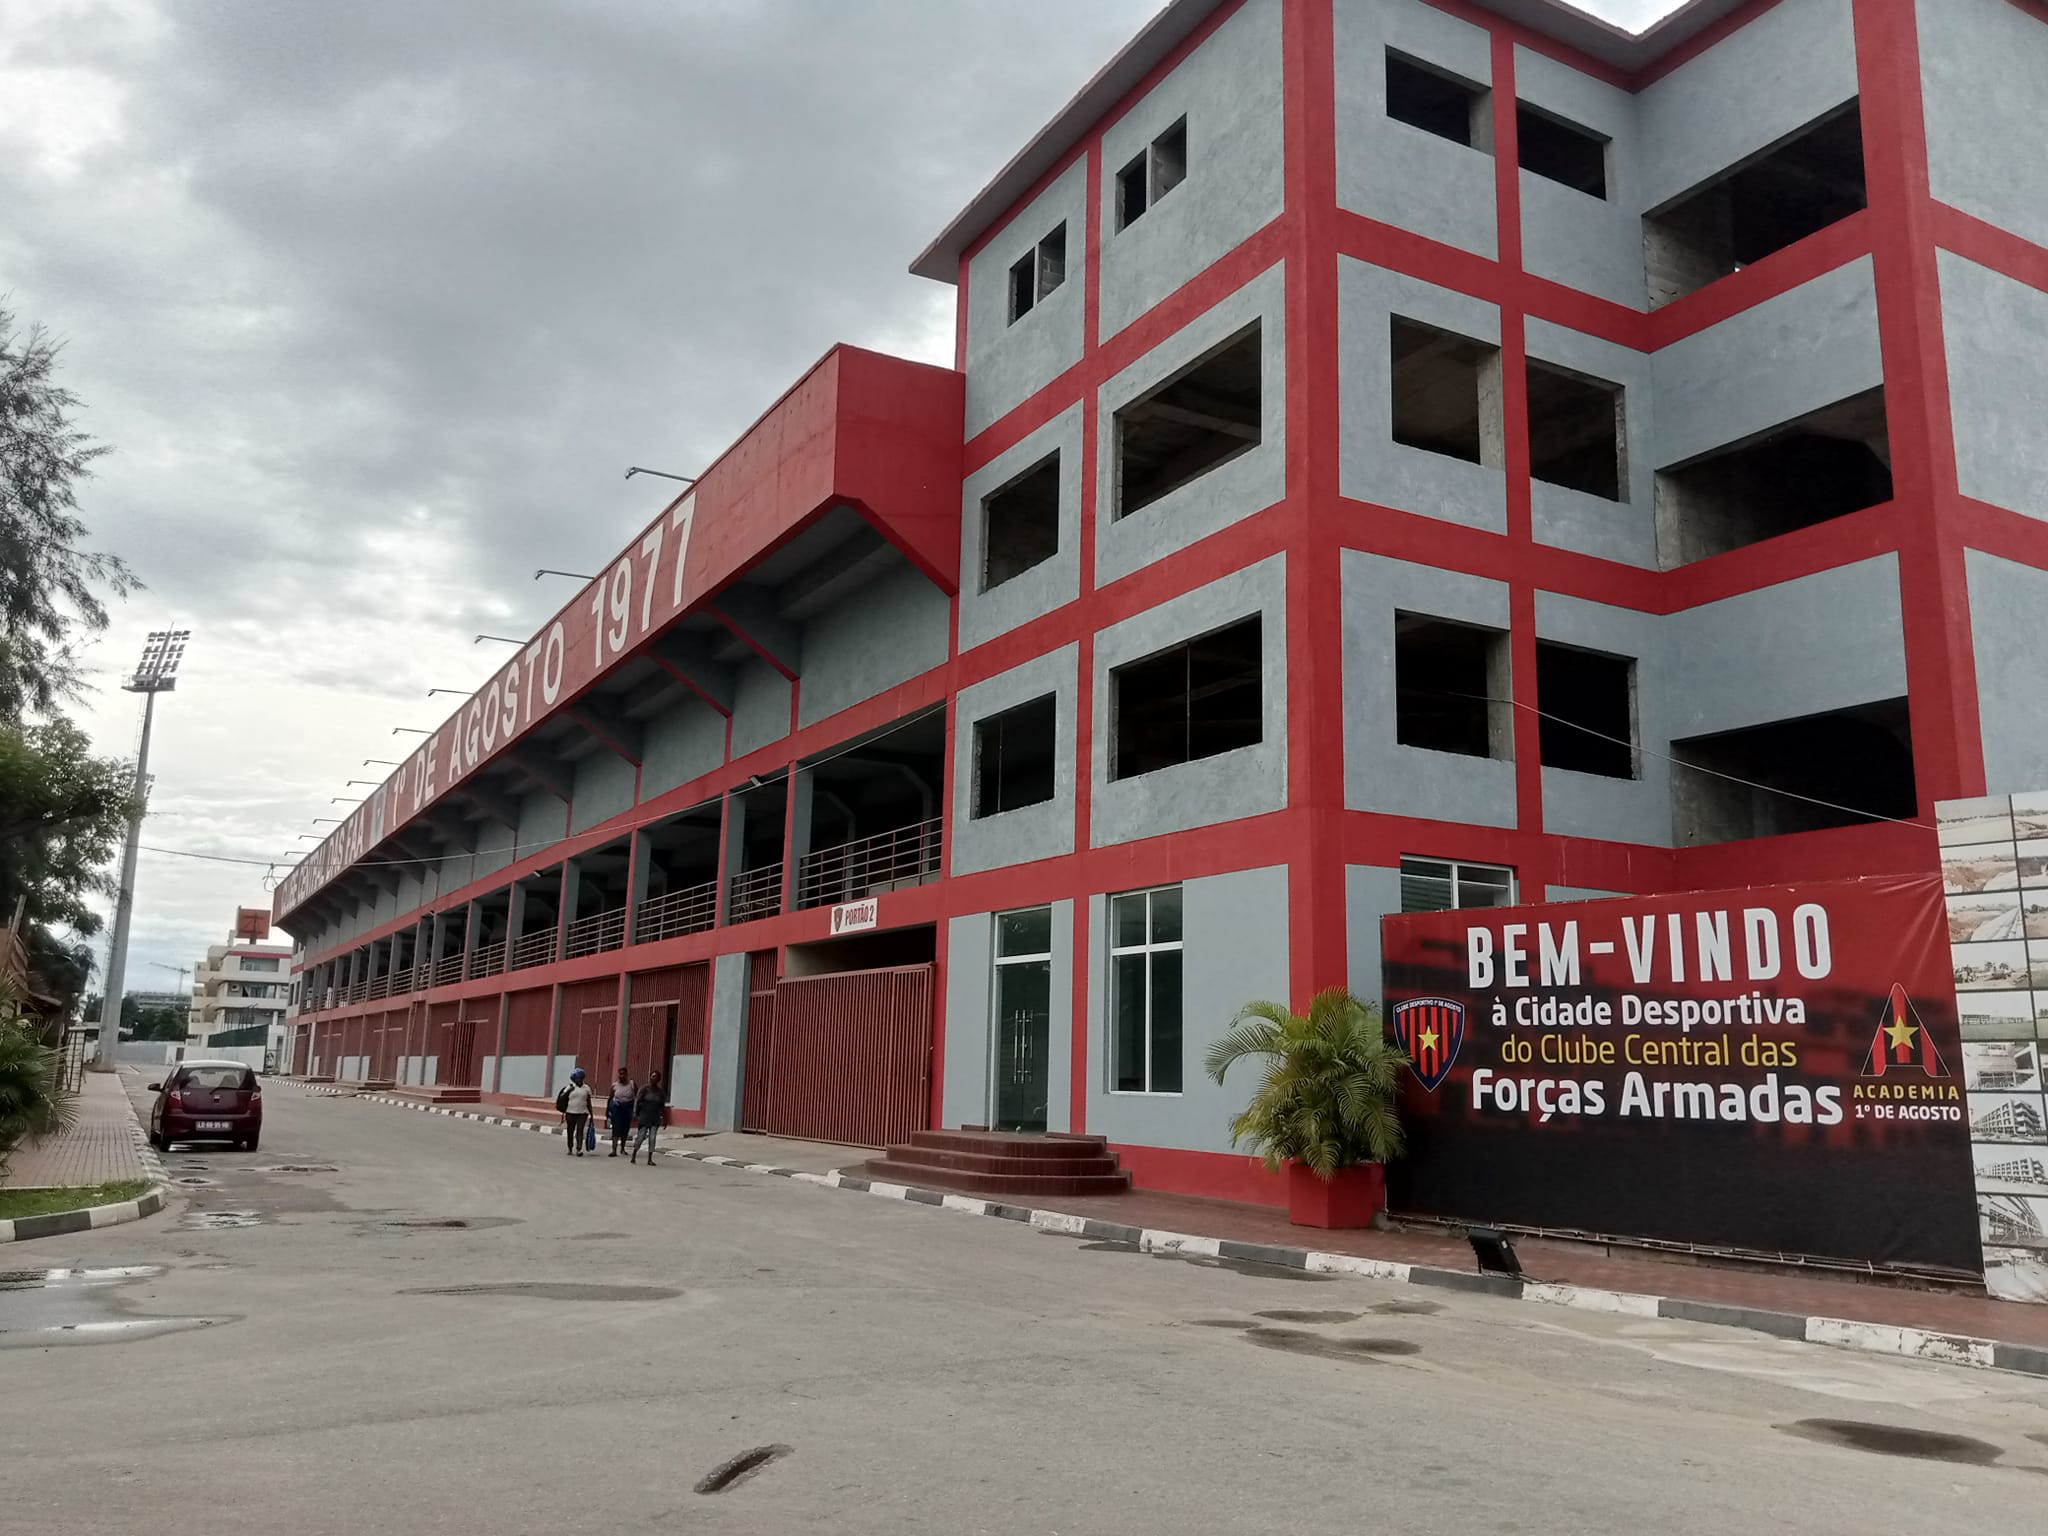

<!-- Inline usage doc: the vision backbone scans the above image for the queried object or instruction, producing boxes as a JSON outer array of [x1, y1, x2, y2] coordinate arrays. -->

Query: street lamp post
[[92, 629, 190, 1072]]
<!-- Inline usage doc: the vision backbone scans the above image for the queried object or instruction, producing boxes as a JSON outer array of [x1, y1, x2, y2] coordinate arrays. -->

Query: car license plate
[[197, 1120, 230, 1131]]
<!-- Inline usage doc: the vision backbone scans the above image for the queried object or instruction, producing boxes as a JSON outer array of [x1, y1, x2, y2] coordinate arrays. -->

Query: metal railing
[[634, 879, 717, 944], [563, 906, 626, 959], [433, 953, 465, 988], [467, 941, 506, 981], [509, 929, 556, 971], [796, 816, 943, 910], [369, 972, 390, 1000], [728, 864, 783, 925], [388, 965, 414, 996]]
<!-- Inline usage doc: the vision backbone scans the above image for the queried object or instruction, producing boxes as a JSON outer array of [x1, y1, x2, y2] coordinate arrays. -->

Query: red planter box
[[1286, 1161, 1386, 1229]]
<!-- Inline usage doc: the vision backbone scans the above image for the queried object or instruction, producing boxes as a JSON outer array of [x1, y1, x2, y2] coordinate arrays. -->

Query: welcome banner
[[1381, 875, 1979, 1274]]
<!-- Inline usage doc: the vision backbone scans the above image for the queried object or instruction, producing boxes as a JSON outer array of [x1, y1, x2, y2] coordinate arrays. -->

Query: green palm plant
[[0, 976, 73, 1175], [1204, 988, 1408, 1179]]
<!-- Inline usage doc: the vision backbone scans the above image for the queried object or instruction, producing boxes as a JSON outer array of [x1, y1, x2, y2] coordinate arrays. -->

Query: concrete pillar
[[557, 859, 582, 951], [624, 829, 651, 944], [784, 771, 814, 912], [542, 982, 564, 1095], [718, 791, 748, 924], [702, 951, 752, 1132], [505, 884, 528, 958]]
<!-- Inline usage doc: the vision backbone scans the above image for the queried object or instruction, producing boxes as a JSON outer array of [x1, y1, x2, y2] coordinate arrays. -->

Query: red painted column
[[1853, 0, 1984, 805]]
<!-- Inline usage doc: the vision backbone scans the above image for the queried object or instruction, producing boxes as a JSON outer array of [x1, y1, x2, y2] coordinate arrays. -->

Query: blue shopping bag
[[585, 1118, 598, 1151]]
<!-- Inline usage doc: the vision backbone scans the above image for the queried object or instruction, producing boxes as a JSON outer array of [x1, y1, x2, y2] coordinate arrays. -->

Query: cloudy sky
[[0, 0, 1674, 995]]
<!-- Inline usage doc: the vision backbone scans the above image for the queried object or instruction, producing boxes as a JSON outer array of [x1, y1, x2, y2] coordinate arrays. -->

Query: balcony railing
[[563, 906, 627, 959], [369, 972, 391, 1001], [389, 965, 414, 996], [634, 879, 717, 944], [467, 941, 506, 981], [796, 816, 943, 910], [433, 953, 465, 988], [728, 864, 783, 925], [509, 929, 557, 971]]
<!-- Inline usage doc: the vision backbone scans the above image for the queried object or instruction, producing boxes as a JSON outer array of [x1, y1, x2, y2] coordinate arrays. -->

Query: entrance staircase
[[862, 1130, 1131, 1198]]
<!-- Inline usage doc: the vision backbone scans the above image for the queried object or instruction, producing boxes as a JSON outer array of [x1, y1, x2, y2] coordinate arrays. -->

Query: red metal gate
[[439, 1017, 481, 1086], [740, 963, 933, 1148]]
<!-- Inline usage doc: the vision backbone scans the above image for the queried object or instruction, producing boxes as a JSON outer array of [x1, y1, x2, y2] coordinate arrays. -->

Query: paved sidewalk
[[0, 1069, 149, 1190]]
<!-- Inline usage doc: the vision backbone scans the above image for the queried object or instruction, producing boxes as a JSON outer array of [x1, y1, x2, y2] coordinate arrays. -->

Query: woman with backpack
[[558, 1068, 593, 1156]]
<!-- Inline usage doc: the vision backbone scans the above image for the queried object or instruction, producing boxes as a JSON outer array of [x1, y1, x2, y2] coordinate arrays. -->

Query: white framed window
[[1399, 856, 1516, 913], [1109, 885, 1182, 1094]]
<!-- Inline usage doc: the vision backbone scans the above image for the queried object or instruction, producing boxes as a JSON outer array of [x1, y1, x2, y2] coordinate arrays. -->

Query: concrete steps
[[863, 1129, 1130, 1198]]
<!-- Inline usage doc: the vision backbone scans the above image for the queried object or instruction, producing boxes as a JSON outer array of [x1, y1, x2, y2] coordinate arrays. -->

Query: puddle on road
[[357, 1216, 522, 1234], [1187, 1318, 1258, 1329], [1255, 1309, 1363, 1324], [401, 1282, 679, 1302], [1242, 1327, 1421, 1363], [0, 1264, 228, 1349], [1368, 1299, 1444, 1316], [1778, 1419, 2005, 1466], [171, 1176, 217, 1188], [184, 1211, 263, 1231]]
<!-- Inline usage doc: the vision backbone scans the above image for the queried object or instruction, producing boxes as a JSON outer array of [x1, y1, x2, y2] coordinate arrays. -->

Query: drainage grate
[[694, 1445, 792, 1495]]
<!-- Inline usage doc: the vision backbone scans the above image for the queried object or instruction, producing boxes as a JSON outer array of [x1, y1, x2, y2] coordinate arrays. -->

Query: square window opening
[[1152, 117, 1188, 199], [1391, 316, 1502, 467], [1115, 322, 1262, 518], [1386, 50, 1490, 150], [1111, 615, 1262, 781], [1394, 614, 1512, 760], [1007, 252, 1036, 324], [1400, 856, 1517, 913], [1535, 641, 1635, 779], [1116, 151, 1149, 231], [980, 451, 1061, 592], [1655, 385, 1890, 566], [1516, 103, 1607, 198], [1670, 698, 1915, 846], [1644, 100, 1866, 308], [1526, 360, 1623, 501], [972, 693, 1058, 819], [1036, 223, 1067, 300]]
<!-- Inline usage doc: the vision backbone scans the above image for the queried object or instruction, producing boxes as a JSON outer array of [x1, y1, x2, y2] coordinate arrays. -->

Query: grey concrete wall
[[703, 950, 751, 1132], [1338, 258, 1505, 532], [964, 156, 1088, 438], [1636, 0, 1857, 215], [1514, 46, 1644, 310], [1919, 0, 2048, 253], [796, 559, 950, 729], [950, 643, 1078, 877], [1333, 0, 1497, 259], [1340, 549, 1517, 827], [1095, 262, 1287, 586], [1666, 554, 1906, 740], [640, 698, 725, 800], [729, 659, 791, 759], [1345, 863, 1404, 1010], [1086, 863, 1289, 1156], [1090, 554, 1288, 847], [1526, 316, 1657, 567], [516, 792, 565, 855], [959, 404, 1084, 653], [1966, 548, 2048, 795], [1939, 249, 2048, 525], [569, 750, 635, 835], [1096, 0, 1284, 340], [1534, 591, 1670, 848], [1648, 257, 1881, 471]]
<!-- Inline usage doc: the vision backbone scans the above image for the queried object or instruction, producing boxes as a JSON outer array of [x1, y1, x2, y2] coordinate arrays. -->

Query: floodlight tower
[[91, 629, 190, 1071]]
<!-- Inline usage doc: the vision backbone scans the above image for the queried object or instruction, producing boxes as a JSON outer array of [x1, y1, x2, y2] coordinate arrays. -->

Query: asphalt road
[[3, 1079, 2047, 1535]]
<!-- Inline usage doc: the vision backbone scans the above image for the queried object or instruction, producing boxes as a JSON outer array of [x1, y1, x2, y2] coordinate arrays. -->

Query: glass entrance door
[[991, 907, 1053, 1133]]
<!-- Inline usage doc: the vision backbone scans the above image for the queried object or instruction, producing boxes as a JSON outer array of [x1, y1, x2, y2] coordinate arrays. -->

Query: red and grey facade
[[280, 0, 2048, 1206]]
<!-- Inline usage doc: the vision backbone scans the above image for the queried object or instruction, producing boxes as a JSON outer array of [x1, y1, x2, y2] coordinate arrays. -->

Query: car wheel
[[148, 1129, 163, 1150], [244, 1137, 260, 1153]]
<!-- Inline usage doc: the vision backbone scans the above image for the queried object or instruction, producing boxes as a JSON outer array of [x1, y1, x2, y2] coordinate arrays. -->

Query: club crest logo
[[1859, 983, 1951, 1079], [1392, 996, 1466, 1092]]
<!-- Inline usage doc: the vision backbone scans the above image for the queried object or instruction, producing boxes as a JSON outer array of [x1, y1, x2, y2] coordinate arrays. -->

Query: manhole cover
[[1778, 1419, 2004, 1465], [401, 1282, 680, 1302]]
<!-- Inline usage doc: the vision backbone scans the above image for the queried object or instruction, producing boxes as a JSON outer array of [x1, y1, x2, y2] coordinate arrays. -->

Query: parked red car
[[148, 1061, 262, 1151]]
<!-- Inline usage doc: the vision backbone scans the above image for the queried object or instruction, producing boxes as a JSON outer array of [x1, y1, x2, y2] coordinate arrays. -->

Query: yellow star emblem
[[1884, 1016, 1916, 1053], [1418, 1026, 1439, 1052]]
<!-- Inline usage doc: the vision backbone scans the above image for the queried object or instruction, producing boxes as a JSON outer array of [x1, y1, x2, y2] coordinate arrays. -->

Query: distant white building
[[189, 936, 293, 1066]]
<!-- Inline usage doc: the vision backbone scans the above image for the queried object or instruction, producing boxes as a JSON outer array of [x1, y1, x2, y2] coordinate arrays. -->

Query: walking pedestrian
[[606, 1066, 636, 1157], [630, 1070, 667, 1165], [561, 1068, 593, 1157]]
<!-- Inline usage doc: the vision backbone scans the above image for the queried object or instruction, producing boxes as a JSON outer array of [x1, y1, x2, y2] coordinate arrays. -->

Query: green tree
[[130, 1004, 189, 1042], [0, 975, 74, 1173], [0, 304, 135, 718], [0, 715, 138, 943]]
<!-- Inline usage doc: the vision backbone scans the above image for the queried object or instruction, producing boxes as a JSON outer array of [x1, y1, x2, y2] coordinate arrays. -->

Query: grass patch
[[0, 1179, 153, 1221]]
